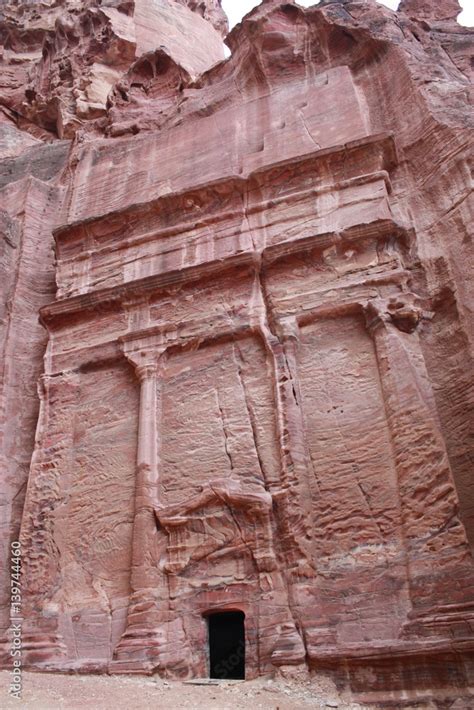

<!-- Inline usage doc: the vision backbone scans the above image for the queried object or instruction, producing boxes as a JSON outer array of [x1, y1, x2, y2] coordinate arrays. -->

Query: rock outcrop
[[1, 0, 474, 706], [0, 0, 226, 138]]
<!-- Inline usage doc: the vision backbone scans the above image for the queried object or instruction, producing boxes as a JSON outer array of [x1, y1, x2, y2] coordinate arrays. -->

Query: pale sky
[[222, 0, 474, 29]]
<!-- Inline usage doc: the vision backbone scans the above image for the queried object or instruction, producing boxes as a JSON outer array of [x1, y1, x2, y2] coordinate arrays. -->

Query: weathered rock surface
[[0, 0, 226, 138], [1, 0, 474, 707]]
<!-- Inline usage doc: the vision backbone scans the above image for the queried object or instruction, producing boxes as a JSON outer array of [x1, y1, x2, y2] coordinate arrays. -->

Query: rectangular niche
[[297, 314, 408, 639], [160, 335, 280, 506]]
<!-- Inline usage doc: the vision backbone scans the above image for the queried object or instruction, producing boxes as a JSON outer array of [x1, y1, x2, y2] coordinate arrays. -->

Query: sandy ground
[[0, 670, 369, 709]]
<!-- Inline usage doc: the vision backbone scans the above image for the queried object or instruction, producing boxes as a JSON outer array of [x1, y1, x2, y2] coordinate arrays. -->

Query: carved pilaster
[[135, 362, 159, 512], [113, 347, 168, 669], [364, 296, 474, 629], [259, 316, 315, 579], [14, 372, 79, 667]]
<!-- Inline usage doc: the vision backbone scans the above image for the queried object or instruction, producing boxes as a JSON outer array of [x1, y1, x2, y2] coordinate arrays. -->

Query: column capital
[[135, 363, 158, 382], [123, 345, 167, 378], [364, 296, 421, 336], [277, 316, 300, 342]]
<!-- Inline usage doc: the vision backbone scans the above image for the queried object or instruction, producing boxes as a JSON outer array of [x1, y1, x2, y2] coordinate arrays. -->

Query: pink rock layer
[[1, 0, 474, 706]]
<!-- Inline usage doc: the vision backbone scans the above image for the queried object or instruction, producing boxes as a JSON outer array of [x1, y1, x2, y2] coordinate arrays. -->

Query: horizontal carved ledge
[[53, 132, 397, 254], [56, 166, 394, 269], [41, 222, 408, 327], [43, 285, 430, 375], [261, 219, 406, 268], [40, 252, 257, 325]]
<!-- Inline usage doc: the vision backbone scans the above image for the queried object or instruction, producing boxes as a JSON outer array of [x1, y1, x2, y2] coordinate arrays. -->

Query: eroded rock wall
[[0, 0, 226, 137], [0, 0, 225, 672], [1, 0, 474, 706], [0, 140, 69, 646]]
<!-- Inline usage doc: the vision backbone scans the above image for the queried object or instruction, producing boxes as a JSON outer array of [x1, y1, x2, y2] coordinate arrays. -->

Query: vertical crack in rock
[[299, 111, 322, 151], [215, 389, 234, 474], [356, 481, 385, 544], [234, 341, 268, 486]]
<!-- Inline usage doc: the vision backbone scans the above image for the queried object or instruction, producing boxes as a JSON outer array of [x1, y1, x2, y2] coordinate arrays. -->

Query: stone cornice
[[44, 273, 422, 377], [261, 218, 404, 266], [56, 169, 394, 268], [41, 217, 405, 326], [53, 132, 397, 256], [40, 252, 257, 325]]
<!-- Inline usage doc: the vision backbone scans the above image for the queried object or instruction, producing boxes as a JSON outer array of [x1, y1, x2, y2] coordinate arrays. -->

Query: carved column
[[113, 348, 169, 667], [260, 316, 315, 578], [364, 296, 474, 630], [131, 360, 160, 587]]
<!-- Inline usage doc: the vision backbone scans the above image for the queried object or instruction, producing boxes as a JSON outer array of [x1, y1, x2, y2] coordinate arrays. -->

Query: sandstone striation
[[1, 0, 474, 706], [0, 0, 226, 138]]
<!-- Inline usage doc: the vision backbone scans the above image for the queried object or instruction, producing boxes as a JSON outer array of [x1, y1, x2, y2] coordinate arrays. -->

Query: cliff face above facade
[[0, 0, 226, 138], [1, 1, 474, 706]]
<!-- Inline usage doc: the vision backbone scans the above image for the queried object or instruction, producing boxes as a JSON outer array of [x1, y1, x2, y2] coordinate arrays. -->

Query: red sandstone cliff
[[1, 0, 473, 705], [0, 0, 227, 676]]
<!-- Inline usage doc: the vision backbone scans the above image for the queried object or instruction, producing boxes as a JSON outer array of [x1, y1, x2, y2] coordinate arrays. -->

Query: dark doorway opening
[[207, 611, 245, 680]]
